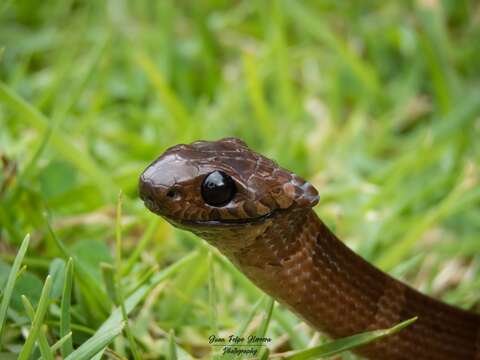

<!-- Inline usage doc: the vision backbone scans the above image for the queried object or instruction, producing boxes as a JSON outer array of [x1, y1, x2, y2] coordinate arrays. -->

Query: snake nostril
[[166, 188, 180, 200]]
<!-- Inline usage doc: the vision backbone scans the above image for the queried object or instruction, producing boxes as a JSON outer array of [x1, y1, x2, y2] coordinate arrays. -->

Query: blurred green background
[[1, 0, 479, 359]]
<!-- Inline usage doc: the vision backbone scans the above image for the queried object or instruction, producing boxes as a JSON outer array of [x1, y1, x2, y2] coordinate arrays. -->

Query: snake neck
[[221, 210, 480, 360]]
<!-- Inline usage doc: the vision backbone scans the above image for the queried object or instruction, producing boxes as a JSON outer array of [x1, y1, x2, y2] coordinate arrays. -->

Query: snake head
[[139, 137, 319, 229]]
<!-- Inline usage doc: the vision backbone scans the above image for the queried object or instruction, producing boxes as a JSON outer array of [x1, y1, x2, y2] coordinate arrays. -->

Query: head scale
[[139, 137, 319, 236]]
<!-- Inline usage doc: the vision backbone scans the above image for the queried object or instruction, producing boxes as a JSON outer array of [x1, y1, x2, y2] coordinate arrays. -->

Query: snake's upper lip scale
[[139, 195, 277, 226]]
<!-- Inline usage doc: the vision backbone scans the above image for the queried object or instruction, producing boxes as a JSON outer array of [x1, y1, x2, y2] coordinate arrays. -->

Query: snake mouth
[[175, 210, 278, 228]]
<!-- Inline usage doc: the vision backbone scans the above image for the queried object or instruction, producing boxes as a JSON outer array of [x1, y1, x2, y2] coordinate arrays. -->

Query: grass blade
[[275, 317, 417, 360], [416, 4, 455, 115], [237, 296, 265, 337], [256, 297, 275, 359], [21, 296, 54, 360], [122, 218, 159, 276], [115, 191, 141, 360], [208, 252, 218, 335], [64, 322, 124, 360], [101, 262, 118, 304], [18, 275, 53, 360], [50, 332, 73, 354], [0, 234, 30, 349], [257, 297, 275, 338], [168, 329, 178, 360], [60, 258, 74, 357]]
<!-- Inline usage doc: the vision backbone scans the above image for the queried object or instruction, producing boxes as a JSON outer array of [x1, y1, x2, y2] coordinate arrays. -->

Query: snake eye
[[201, 171, 236, 207]]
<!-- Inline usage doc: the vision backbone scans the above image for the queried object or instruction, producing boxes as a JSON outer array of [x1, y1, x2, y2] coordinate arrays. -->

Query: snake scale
[[139, 137, 480, 359]]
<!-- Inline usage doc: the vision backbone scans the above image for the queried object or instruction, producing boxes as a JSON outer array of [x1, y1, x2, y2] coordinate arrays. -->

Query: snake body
[[139, 137, 480, 359]]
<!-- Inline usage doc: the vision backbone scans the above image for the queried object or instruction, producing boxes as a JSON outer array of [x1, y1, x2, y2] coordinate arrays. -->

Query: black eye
[[201, 171, 236, 207]]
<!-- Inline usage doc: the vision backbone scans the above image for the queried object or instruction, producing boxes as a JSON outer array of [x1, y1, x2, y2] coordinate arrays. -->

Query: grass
[[1, 0, 480, 358]]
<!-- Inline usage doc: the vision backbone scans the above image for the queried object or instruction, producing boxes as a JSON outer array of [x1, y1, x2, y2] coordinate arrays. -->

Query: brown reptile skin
[[139, 137, 480, 360]]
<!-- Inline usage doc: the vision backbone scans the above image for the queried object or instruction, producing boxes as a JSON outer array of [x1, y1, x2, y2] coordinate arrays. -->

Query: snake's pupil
[[201, 170, 236, 207]]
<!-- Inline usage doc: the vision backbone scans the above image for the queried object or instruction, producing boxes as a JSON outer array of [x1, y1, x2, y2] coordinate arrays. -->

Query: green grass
[[1, 0, 480, 358]]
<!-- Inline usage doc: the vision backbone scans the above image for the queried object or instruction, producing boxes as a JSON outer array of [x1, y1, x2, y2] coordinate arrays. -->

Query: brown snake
[[139, 137, 480, 359]]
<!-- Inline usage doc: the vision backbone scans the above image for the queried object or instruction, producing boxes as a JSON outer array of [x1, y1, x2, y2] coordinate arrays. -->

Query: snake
[[139, 137, 480, 359]]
